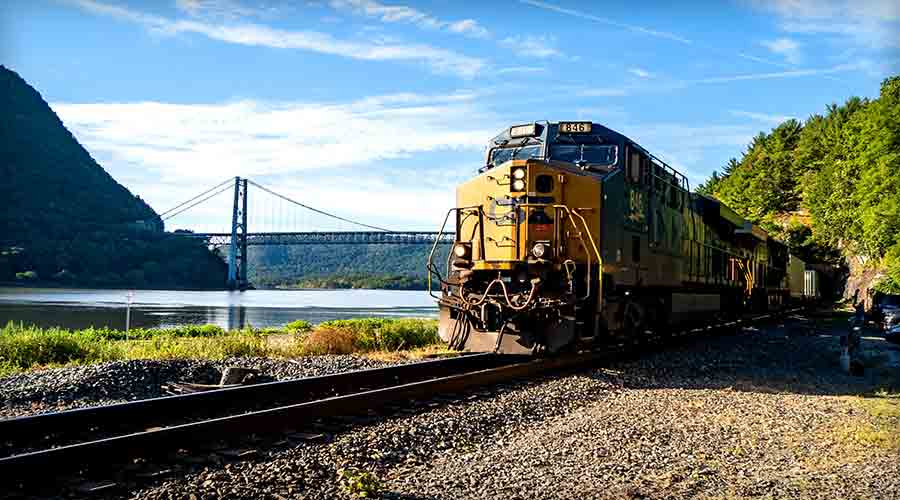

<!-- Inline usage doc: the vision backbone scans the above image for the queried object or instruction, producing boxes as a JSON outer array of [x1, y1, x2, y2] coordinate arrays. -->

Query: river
[[0, 288, 438, 330]]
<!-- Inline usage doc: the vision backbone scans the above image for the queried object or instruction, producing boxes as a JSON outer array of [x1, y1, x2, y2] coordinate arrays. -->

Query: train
[[427, 121, 820, 354]]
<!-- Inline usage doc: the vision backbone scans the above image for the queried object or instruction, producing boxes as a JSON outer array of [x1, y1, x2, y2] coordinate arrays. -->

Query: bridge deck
[[184, 231, 455, 246]]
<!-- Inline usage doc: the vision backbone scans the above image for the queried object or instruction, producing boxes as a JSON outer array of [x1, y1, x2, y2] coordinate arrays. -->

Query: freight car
[[427, 121, 812, 354]]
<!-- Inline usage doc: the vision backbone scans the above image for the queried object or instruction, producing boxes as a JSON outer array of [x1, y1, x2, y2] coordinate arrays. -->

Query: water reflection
[[0, 288, 438, 330]]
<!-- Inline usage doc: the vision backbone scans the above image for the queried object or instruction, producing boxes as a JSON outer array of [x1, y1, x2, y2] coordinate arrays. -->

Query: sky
[[2, 0, 898, 232]]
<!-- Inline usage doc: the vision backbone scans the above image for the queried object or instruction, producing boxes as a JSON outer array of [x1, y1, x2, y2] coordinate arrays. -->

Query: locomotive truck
[[427, 121, 818, 354]]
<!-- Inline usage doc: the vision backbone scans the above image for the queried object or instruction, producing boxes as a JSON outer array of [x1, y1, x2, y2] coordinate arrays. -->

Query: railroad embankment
[[3, 312, 899, 499], [123, 312, 897, 499]]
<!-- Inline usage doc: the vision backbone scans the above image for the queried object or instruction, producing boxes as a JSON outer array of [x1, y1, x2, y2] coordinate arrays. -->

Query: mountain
[[0, 65, 227, 288], [0, 66, 160, 240]]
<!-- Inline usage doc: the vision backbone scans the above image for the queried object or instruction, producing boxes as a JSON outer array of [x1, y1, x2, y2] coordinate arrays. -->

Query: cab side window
[[628, 150, 641, 184]]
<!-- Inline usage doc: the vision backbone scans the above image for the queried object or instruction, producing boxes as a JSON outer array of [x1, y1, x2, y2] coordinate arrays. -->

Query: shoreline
[[0, 318, 445, 378]]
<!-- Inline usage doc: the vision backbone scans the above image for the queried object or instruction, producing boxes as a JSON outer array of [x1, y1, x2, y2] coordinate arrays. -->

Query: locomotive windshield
[[488, 144, 542, 168], [550, 144, 617, 166]]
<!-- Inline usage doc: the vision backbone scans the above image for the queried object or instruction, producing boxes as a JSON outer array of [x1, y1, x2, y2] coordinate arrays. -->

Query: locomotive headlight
[[512, 168, 526, 180], [512, 179, 526, 191], [453, 242, 472, 259], [532, 242, 548, 258]]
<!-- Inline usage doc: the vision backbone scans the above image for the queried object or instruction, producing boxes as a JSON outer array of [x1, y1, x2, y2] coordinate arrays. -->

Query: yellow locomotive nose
[[455, 160, 566, 269]]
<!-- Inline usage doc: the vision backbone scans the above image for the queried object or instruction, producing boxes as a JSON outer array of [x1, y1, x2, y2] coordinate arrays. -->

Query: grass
[[0, 319, 442, 377], [820, 390, 900, 463], [844, 391, 900, 450]]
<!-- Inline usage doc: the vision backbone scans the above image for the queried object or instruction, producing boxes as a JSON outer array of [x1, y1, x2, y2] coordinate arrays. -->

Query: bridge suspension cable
[[159, 177, 234, 219], [162, 183, 233, 222], [247, 180, 393, 232]]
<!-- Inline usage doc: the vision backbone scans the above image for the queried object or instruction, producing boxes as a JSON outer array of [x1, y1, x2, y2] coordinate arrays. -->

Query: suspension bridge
[[161, 177, 454, 290]]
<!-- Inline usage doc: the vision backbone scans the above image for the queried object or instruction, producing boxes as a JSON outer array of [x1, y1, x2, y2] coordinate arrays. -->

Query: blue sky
[[2, 0, 898, 232]]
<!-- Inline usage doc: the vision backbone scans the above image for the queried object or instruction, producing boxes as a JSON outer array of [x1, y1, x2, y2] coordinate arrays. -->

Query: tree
[[694, 74, 900, 294]]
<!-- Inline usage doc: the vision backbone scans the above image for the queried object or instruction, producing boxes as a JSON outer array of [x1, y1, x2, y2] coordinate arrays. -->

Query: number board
[[558, 122, 592, 134]]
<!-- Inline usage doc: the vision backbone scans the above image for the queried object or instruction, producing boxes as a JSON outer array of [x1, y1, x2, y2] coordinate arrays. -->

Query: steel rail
[[0, 353, 597, 481], [0, 353, 510, 455], [0, 308, 805, 483]]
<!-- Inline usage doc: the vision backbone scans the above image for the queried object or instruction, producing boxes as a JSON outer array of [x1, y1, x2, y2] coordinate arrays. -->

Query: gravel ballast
[[6, 313, 899, 499], [0, 355, 408, 418], [121, 313, 900, 499]]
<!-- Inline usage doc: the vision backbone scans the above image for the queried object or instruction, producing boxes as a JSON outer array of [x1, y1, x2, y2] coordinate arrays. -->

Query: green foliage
[[701, 75, 900, 274], [283, 273, 428, 290], [86, 324, 228, 341], [874, 245, 900, 294], [284, 319, 313, 333], [124, 332, 270, 360], [0, 318, 442, 375], [0, 66, 226, 288], [248, 244, 449, 289], [337, 468, 381, 498], [0, 323, 123, 372], [15, 271, 38, 281]]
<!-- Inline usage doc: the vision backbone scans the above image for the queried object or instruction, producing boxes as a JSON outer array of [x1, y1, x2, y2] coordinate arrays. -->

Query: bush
[[302, 327, 356, 355]]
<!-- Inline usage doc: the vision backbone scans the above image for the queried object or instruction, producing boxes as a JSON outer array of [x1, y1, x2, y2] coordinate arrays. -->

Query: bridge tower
[[226, 177, 249, 290]]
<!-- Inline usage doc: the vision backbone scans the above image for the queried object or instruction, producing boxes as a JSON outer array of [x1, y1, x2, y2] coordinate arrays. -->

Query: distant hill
[[249, 244, 449, 289], [0, 65, 226, 288]]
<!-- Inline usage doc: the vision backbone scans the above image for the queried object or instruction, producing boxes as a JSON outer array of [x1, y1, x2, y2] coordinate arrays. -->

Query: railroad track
[[0, 308, 805, 491], [0, 352, 523, 479]]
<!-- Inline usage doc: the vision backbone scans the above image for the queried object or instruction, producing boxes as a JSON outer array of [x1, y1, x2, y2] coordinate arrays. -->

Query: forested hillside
[[698, 76, 900, 295], [248, 244, 449, 289], [0, 66, 227, 288]]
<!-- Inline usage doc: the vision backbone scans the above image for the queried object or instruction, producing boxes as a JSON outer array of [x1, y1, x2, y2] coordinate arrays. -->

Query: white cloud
[[495, 66, 547, 75], [689, 63, 859, 84], [176, 0, 265, 19], [329, 0, 490, 39], [576, 88, 629, 97], [729, 109, 796, 124], [751, 0, 899, 21], [628, 67, 654, 78], [760, 37, 801, 63], [51, 93, 502, 229], [519, 0, 692, 43], [447, 19, 490, 39], [67, 0, 485, 78], [750, 0, 900, 48], [500, 35, 564, 59]]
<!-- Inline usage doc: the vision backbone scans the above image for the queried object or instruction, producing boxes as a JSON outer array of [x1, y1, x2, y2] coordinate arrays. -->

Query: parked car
[[874, 293, 900, 331], [885, 324, 900, 345]]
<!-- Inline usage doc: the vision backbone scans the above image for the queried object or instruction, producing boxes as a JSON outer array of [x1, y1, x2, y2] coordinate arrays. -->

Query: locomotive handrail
[[427, 208, 456, 301], [427, 205, 484, 301]]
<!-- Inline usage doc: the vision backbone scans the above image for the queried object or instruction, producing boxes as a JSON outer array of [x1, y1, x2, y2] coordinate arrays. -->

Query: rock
[[219, 367, 259, 386]]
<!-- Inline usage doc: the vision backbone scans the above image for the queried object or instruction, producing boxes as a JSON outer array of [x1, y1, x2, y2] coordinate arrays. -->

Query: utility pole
[[227, 177, 249, 290]]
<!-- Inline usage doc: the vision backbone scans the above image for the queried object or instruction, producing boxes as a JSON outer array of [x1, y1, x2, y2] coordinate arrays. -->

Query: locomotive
[[427, 121, 818, 354]]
